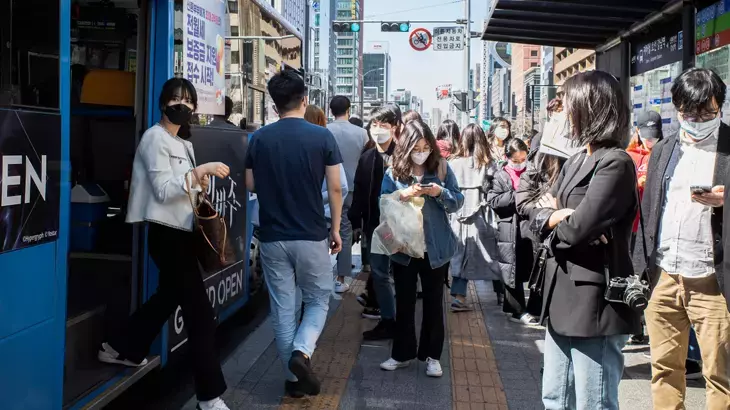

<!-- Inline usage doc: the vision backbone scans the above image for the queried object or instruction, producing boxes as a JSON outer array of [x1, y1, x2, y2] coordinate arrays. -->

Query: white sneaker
[[334, 281, 350, 293], [98, 342, 148, 367], [380, 358, 411, 371], [426, 357, 443, 377], [197, 397, 230, 410]]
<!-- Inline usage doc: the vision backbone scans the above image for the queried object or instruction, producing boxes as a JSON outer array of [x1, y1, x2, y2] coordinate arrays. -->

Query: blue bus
[[0, 0, 271, 408]]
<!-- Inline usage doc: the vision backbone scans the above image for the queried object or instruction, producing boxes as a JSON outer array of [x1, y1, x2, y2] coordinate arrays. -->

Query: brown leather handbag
[[186, 170, 235, 273]]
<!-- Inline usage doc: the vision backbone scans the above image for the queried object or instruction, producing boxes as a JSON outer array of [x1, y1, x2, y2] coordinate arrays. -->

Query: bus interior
[[64, 0, 154, 406]]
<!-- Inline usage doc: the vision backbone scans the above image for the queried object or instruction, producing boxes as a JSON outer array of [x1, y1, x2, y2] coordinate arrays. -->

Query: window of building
[[231, 50, 240, 63], [228, 1, 238, 12], [530, 62, 538, 67], [530, 50, 538, 57], [230, 26, 239, 36]]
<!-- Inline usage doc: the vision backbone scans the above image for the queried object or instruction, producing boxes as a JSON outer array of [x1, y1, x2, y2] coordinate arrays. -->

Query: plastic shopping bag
[[370, 191, 426, 258]]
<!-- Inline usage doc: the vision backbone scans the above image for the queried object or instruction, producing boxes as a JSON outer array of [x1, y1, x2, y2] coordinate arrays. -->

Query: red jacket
[[627, 144, 651, 233], [436, 140, 453, 159]]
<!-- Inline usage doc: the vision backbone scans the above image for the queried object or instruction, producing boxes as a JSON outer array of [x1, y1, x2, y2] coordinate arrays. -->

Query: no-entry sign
[[409, 28, 432, 51]]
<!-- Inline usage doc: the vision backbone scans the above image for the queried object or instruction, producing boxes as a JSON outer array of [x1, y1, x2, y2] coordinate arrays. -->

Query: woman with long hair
[[436, 119, 460, 158], [487, 117, 512, 163], [488, 138, 540, 325], [103, 78, 232, 410], [379, 120, 463, 377], [304, 105, 327, 127], [539, 71, 640, 409], [447, 124, 501, 311], [403, 110, 422, 124]]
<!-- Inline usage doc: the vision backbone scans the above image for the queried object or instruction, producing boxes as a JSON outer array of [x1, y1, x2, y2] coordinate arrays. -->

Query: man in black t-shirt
[[245, 70, 343, 398]]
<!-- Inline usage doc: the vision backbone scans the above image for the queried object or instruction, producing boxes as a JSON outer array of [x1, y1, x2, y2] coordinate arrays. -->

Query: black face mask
[[164, 104, 193, 125]]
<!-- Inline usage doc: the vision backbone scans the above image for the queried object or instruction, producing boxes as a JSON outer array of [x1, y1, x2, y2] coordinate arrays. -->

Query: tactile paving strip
[[448, 281, 508, 410], [279, 274, 367, 410]]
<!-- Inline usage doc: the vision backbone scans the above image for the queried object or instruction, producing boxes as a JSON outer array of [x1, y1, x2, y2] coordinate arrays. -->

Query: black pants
[[502, 283, 542, 317], [109, 223, 226, 401], [391, 255, 447, 362]]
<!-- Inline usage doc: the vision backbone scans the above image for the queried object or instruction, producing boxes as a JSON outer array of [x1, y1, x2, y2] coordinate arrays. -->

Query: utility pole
[[463, 0, 471, 129]]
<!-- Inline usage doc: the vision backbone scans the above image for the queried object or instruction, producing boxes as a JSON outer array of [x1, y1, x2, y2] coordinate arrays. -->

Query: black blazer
[[637, 125, 730, 312], [543, 147, 641, 337]]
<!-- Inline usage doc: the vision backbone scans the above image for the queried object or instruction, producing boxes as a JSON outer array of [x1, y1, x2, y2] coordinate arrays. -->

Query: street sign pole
[[463, 0, 471, 128]]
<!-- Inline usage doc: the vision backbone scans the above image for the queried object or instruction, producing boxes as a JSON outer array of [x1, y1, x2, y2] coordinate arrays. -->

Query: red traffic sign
[[409, 28, 432, 51]]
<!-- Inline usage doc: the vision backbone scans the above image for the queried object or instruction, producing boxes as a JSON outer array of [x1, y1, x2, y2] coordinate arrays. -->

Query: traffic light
[[381, 22, 410, 32], [332, 22, 361, 33]]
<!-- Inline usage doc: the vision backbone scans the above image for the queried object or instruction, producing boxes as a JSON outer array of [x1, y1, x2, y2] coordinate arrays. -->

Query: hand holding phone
[[690, 185, 712, 195], [418, 183, 434, 188]]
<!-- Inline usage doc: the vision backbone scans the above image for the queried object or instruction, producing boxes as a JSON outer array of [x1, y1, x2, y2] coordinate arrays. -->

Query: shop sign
[[696, 1, 730, 55], [183, 0, 226, 115], [630, 29, 683, 76], [0, 110, 61, 254]]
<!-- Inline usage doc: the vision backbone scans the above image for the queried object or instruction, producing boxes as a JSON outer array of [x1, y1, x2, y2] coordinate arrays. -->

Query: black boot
[[284, 380, 306, 398], [288, 351, 321, 396], [363, 319, 395, 340]]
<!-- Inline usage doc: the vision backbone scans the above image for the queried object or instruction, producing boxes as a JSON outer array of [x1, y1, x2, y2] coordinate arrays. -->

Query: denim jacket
[[381, 164, 464, 268]]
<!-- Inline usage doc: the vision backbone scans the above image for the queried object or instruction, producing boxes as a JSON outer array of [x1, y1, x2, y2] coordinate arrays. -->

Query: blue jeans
[[688, 327, 701, 362], [451, 276, 468, 297], [542, 324, 628, 410], [370, 252, 395, 320], [336, 204, 353, 278], [260, 240, 332, 381]]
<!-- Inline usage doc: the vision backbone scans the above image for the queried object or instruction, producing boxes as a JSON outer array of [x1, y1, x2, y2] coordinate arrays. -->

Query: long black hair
[[452, 123, 491, 168]]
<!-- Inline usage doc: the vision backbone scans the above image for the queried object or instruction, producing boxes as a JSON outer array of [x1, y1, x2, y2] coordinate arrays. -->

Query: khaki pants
[[645, 270, 730, 410]]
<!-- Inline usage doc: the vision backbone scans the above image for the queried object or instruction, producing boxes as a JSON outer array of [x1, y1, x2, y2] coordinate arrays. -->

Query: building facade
[[432, 107, 443, 128], [510, 44, 540, 135], [554, 47, 595, 86], [539, 45, 555, 129], [362, 42, 391, 102], [523, 66, 541, 132], [227, 0, 303, 126], [331, 0, 362, 113], [490, 67, 510, 118], [274, 0, 307, 35]]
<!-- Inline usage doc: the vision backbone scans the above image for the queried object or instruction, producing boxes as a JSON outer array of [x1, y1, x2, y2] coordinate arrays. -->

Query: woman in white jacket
[[98, 78, 232, 410]]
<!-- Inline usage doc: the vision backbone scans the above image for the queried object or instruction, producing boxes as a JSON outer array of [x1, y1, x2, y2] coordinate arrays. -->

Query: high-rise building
[[524, 66, 542, 133], [510, 44, 541, 135], [539, 46, 555, 130], [481, 39, 512, 125], [330, 0, 362, 114], [491, 67, 510, 118], [363, 42, 391, 102], [554, 48, 595, 86], [432, 107, 443, 128], [274, 0, 307, 35]]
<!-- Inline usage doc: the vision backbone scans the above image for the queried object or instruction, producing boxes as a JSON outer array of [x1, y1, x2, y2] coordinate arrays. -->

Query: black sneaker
[[363, 319, 394, 340], [356, 293, 369, 307], [361, 307, 381, 320], [288, 351, 320, 396], [686, 359, 703, 380], [284, 380, 306, 398]]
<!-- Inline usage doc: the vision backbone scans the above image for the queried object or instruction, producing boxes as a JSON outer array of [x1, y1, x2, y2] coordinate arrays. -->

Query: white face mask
[[371, 126, 392, 144], [508, 160, 526, 171], [411, 151, 431, 165], [494, 128, 509, 140], [679, 116, 721, 142]]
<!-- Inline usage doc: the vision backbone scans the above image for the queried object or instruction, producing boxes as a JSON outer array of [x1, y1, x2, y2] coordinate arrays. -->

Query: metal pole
[[463, 0, 471, 128], [530, 85, 535, 133], [304, 1, 310, 74]]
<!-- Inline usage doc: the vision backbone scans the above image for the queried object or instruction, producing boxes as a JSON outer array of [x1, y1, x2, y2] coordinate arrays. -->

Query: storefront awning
[[482, 0, 682, 49]]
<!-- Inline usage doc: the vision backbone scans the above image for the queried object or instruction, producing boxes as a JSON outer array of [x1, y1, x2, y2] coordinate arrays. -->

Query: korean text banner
[[184, 0, 226, 115]]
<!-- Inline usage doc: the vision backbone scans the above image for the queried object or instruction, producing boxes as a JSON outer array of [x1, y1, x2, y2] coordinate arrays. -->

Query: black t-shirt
[[245, 118, 343, 242]]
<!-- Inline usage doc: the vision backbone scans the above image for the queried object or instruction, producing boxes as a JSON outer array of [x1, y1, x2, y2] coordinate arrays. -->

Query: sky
[[322, 0, 492, 113]]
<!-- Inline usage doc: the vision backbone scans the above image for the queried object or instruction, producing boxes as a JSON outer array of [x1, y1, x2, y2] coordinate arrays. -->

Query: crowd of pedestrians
[[108, 67, 730, 409]]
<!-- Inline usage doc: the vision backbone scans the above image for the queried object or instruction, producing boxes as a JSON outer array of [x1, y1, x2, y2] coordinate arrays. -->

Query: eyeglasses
[[682, 110, 719, 122]]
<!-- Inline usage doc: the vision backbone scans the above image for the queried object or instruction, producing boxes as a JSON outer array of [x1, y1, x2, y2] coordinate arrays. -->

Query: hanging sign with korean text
[[433, 26, 464, 51], [183, 0, 226, 115]]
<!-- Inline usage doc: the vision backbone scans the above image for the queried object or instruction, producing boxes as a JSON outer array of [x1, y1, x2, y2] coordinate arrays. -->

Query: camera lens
[[624, 288, 648, 312]]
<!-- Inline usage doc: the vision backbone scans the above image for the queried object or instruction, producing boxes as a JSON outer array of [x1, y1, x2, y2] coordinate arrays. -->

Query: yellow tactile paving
[[279, 274, 367, 410], [449, 281, 508, 410]]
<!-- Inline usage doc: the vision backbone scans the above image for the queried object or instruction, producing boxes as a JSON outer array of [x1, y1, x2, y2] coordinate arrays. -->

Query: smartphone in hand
[[690, 185, 712, 195], [418, 183, 434, 188]]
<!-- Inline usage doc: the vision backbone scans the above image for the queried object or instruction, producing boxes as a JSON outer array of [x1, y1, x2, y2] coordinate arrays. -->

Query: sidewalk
[[184, 252, 707, 409]]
